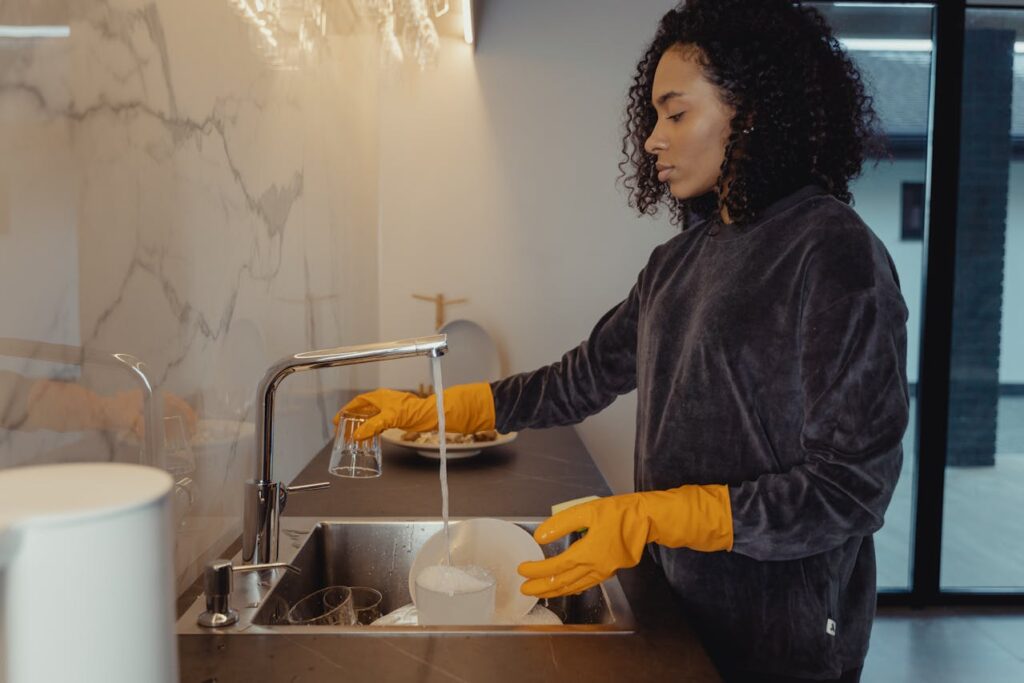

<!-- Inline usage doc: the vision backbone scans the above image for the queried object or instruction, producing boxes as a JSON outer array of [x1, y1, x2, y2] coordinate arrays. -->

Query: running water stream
[[410, 359, 554, 625], [430, 356, 451, 566]]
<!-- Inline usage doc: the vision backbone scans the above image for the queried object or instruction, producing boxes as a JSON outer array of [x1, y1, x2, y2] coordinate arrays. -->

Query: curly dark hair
[[619, 0, 887, 229]]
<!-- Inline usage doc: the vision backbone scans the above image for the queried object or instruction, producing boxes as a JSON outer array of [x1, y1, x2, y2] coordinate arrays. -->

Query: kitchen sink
[[177, 517, 636, 635]]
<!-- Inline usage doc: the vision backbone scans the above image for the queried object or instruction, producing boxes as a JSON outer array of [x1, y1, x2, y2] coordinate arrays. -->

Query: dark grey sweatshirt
[[490, 184, 909, 679]]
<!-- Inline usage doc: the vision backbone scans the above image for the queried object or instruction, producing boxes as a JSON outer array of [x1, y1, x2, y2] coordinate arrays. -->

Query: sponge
[[550, 495, 600, 516]]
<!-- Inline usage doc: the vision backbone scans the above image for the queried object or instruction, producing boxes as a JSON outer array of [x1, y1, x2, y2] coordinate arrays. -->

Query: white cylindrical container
[[0, 463, 177, 683]]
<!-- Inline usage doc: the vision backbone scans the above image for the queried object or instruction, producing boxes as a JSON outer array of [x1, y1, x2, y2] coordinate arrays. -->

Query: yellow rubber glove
[[518, 484, 733, 599], [334, 382, 496, 441]]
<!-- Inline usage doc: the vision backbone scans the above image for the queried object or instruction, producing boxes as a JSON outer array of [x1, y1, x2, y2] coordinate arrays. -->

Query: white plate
[[381, 429, 517, 460], [369, 602, 562, 627], [409, 518, 543, 622]]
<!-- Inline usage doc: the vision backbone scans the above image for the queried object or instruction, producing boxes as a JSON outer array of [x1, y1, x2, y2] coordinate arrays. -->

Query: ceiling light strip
[[841, 37, 1024, 54], [0, 25, 70, 39]]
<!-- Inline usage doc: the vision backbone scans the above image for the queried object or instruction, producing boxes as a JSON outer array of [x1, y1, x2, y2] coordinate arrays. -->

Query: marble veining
[[0, 0, 383, 591]]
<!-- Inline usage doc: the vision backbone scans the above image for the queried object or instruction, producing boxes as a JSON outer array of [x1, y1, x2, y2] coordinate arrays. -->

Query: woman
[[339, 1, 908, 680]]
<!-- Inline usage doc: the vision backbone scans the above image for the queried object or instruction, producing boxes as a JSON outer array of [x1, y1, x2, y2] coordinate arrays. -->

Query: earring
[[742, 126, 755, 134]]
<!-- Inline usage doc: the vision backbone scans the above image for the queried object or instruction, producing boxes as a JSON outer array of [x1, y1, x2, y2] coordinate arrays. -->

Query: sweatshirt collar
[[707, 184, 829, 241]]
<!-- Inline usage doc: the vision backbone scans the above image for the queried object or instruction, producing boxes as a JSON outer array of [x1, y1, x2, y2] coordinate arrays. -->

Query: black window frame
[[814, 0, 1024, 608]]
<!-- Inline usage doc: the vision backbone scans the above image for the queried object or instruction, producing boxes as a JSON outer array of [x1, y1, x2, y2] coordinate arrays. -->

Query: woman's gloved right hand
[[334, 382, 496, 441]]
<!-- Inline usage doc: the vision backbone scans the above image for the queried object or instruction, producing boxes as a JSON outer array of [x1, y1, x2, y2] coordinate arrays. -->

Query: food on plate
[[400, 429, 500, 445]]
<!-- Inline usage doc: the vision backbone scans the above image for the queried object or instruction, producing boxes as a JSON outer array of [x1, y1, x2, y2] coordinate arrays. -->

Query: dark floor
[[864, 607, 1024, 682]]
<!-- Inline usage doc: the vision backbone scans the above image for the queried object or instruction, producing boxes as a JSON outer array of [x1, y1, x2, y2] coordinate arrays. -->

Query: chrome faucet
[[242, 335, 448, 564]]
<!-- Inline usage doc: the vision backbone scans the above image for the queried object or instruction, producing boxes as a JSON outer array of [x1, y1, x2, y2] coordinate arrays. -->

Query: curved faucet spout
[[243, 335, 447, 564]]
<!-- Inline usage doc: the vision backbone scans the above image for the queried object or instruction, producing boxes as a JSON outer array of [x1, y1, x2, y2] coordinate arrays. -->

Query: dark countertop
[[177, 426, 723, 682]]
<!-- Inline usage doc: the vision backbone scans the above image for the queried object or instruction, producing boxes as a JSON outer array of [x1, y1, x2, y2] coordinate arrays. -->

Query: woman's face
[[644, 45, 736, 201]]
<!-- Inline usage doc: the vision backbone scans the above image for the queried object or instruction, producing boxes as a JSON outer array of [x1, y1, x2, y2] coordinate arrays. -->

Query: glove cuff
[[442, 382, 496, 433], [644, 484, 734, 553]]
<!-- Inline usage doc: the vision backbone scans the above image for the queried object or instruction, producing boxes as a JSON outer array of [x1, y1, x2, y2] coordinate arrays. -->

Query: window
[[940, 6, 1024, 591]]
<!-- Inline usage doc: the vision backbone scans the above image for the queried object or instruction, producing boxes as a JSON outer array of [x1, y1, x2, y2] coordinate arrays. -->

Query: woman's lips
[[657, 165, 675, 182]]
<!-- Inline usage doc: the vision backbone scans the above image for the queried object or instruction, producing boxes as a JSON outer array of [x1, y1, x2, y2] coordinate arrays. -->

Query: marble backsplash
[[0, 0, 386, 592]]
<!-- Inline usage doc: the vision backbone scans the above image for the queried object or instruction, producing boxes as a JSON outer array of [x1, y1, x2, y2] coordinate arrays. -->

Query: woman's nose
[[644, 130, 663, 155]]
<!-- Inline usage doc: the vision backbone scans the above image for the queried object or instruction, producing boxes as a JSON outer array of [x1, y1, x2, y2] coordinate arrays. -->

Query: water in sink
[[414, 564, 497, 625]]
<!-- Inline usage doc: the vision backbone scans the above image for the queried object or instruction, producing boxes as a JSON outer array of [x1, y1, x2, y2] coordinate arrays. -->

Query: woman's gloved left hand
[[517, 484, 734, 599]]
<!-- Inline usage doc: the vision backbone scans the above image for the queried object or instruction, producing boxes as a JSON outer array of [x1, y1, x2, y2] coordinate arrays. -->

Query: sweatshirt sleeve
[[489, 282, 641, 433], [728, 251, 910, 561]]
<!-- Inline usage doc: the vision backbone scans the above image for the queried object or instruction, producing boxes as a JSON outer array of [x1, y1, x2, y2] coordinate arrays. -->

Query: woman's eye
[[667, 112, 685, 122]]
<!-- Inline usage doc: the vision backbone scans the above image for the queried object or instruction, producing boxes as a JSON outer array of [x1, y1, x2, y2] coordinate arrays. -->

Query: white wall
[[377, 0, 679, 493]]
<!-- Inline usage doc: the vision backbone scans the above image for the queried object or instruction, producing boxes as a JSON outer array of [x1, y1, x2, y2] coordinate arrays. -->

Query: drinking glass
[[286, 586, 356, 626], [329, 406, 382, 478], [326, 586, 382, 625]]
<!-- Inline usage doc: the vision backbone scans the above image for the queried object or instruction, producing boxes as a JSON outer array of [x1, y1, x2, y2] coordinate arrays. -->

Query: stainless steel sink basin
[[177, 517, 636, 635]]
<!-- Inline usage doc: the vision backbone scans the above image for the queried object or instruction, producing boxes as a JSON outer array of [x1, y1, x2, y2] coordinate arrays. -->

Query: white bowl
[[409, 518, 543, 622]]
